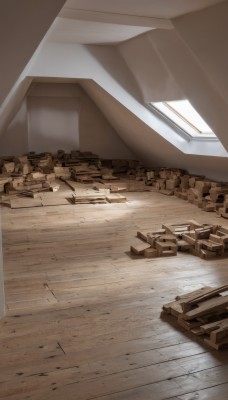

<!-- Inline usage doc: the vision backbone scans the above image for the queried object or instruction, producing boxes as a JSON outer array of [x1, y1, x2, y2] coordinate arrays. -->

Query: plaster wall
[[174, 1, 228, 104], [27, 84, 80, 153], [0, 100, 28, 157], [0, 83, 134, 159], [82, 81, 228, 182], [28, 41, 228, 175], [118, 34, 184, 103], [118, 23, 228, 151], [27, 96, 80, 153], [0, 213, 4, 318], [0, 0, 65, 105], [2, 2, 228, 180], [79, 89, 134, 159]]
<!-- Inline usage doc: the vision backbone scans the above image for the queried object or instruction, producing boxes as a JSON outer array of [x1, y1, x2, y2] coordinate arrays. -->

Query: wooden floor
[[0, 190, 228, 400]]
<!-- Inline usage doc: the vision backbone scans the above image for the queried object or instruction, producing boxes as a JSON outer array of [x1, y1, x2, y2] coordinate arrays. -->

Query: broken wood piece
[[49, 183, 60, 192], [162, 285, 228, 350], [60, 178, 76, 191], [162, 300, 183, 317], [175, 286, 214, 301], [194, 227, 211, 239], [10, 198, 43, 209], [159, 189, 174, 196], [180, 295, 228, 321], [182, 233, 196, 245], [54, 166, 71, 179], [102, 174, 118, 180], [155, 241, 177, 256], [2, 162, 15, 173], [163, 287, 214, 317], [177, 239, 193, 251], [200, 318, 228, 348], [76, 175, 94, 183], [143, 247, 158, 258], [130, 239, 151, 255], [157, 234, 177, 243], [179, 285, 228, 313], [137, 231, 150, 242], [106, 194, 127, 203]]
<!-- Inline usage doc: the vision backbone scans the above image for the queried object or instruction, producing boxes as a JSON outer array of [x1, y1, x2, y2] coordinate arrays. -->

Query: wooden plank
[[10, 198, 43, 208], [180, 285, 228, 312], [200, 317, 228, 348], [130, 239, 151, 255], [1, 190, 228, 400], [106, 194, 127, 203], [180, 295, 228, 320]]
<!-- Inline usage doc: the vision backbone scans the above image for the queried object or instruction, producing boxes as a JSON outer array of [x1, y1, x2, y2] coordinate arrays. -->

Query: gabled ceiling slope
[[0, 0, 66, 105], [1, 0, 228, 180]]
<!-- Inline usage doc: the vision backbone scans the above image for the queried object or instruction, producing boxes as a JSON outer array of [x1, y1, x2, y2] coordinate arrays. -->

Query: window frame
[[147, 100, 216, 139]]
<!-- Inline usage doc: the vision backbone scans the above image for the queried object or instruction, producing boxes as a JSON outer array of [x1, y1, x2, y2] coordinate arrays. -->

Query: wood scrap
[[130, 238, 151, 255], [131, 220, 228, 260], [40, 195, 69, 207], [2, 150, 228, 218], [162, 285, 228, 350], [69, 192, 107, 205], [10, 198, 43, 209], [200, 318, 228, 349], [106, 194, 127, 203]]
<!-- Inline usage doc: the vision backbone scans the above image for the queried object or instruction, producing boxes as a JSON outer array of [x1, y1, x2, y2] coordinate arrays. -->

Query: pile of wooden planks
[[0, 151, 147, 208], [145, 167, 228, 219], [0, 154, 58, 200], [9, 192, 70, 209], [131, 220, 228, 259], [2, 150, 228, 216], [131, 228, 177, 258], [68, 190, 127, 205], [162, 285, 228, 350]]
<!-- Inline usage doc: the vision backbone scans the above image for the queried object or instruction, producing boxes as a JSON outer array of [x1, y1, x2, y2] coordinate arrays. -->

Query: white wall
[[0, 100, 28, 156], [81, 80, 228, 182], [0, 0, 65, 105], [24, 40, 228, 179], [118, 34, 184, 103], [1, 2, 228, 180], [148, 28, 228, 152], [27, 96, 80, 153], [79, 86, 134, 158], [0, 82, 134, 159], [174, 1, 228, 105], [0, 213, 5, 318], [118, 22, 228, 152]]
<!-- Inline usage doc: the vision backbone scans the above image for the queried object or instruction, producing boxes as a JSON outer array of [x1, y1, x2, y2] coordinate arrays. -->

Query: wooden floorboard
[[0, 190, 227, 399]]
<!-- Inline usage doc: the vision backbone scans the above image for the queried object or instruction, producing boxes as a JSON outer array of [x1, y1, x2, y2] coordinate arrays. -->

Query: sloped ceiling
[[0, 0, 66, 105], [63, 0, 224, 19], [56, 0, 225, 44], [46, 18, 154, 45], [1, 0, 228, 181]]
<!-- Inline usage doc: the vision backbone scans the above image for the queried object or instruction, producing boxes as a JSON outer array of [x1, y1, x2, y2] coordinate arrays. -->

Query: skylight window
[[150, 100, 215, 137]]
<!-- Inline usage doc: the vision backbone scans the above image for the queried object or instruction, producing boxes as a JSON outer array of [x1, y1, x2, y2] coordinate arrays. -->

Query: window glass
[[151, 100, 214, 136]]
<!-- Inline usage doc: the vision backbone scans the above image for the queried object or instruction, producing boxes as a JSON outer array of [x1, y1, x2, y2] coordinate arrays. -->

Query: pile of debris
[[162, 285, 228, 350], [131, 220, 228, 259], [68, 191, 126, 205], [0, 151, 139, 207], [0, 150, 144, 196], [1, 151, 228, 215], [0, 155, 58, 197], [145, 167, 228, 219]]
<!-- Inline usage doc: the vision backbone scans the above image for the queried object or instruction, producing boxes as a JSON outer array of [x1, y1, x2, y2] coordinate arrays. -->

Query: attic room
[[0, 0, 228, 399]]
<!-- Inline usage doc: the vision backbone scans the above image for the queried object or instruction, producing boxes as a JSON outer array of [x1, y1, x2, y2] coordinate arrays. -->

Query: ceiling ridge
[[59, 7, 173, 29]]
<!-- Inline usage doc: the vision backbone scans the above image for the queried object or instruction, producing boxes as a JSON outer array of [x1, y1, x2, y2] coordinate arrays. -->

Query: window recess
[[149, 100, 215, 138]]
